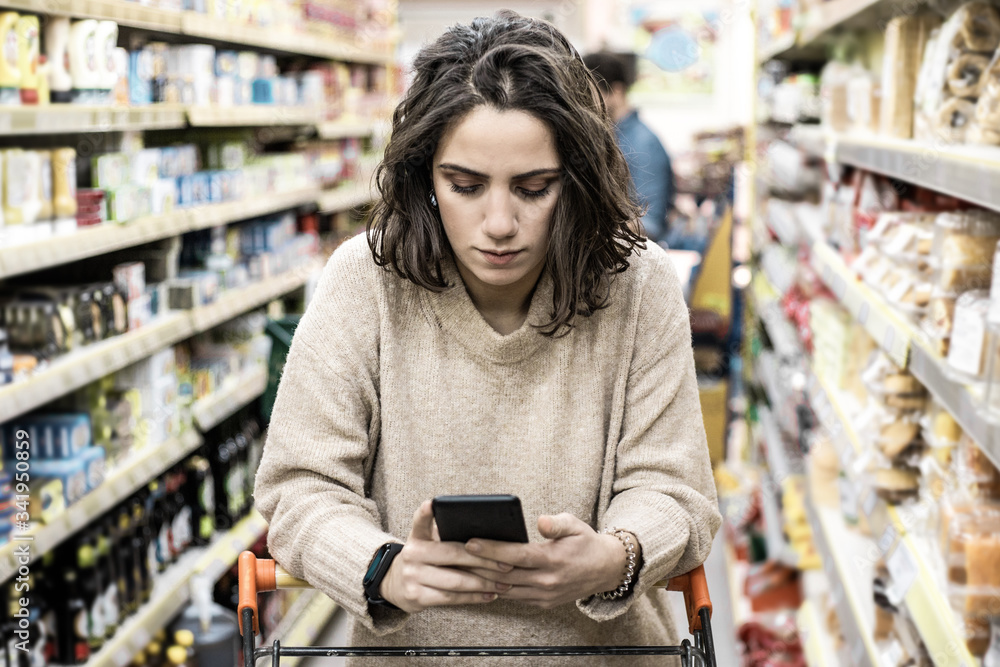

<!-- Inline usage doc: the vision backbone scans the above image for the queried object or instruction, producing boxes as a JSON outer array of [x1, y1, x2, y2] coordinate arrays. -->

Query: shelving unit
[[85, 510, 269, 667], [0, 104, 188, 135], [317, 119, 378, 141], [0, 429, 203, 581], [186, 106, 322, 128], [796, 599, 838, 667], [192, 364, 268, 432], [0, 262, 317, 424], [806, 502, 880, 667], [0, 0, 391, 65]]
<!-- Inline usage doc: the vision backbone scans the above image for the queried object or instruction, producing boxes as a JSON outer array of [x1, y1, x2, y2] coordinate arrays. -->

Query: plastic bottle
[[52, 147, 78, 219], [15, 14, 38, 104], [170, 577, 239, 667], [68, 19, 99, 104], [2, 148, 29, 226], [94, 20, 117, 103], [0, 12, 21, 105], [20, 149, 42, 226], [36, 150, 53, 221], [44, 16, 72, 103]]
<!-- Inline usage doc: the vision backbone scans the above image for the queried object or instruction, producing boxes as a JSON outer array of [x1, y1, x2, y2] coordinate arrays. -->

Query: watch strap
[[364, 542, 404, 607]]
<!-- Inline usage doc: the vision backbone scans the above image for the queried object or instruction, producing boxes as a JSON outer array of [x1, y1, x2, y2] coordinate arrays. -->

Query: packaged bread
[[881, 14, 942, 138], [915, 3, 1000, 143], [874, 466, 920, 504], [932, 210, 1000, 291], [946, 290, 992, 381], [878, 418, 923, 460], [960, 615, 991, 656]]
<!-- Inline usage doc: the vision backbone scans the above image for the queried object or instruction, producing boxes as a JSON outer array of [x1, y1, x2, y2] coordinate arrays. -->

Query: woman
[[254, 10, 721, 665]]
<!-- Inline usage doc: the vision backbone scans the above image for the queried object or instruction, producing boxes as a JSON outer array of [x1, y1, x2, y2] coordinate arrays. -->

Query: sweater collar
[[421, 253, 554, 365]]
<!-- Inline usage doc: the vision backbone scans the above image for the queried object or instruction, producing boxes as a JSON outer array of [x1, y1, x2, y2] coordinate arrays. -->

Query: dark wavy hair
[[367, 10, 644, 336]]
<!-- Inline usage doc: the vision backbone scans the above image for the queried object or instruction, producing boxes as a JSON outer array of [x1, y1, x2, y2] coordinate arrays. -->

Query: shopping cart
[[237, 551, 717, 666]]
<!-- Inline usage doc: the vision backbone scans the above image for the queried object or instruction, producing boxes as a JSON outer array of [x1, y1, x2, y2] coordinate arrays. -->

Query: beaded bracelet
[[599, 528, 637, 601]]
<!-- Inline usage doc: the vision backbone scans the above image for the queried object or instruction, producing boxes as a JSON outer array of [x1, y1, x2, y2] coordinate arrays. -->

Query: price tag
[[878, 525, 898, 556], [883, 327, 896, 355], [886, 541, 919, 604], [862, 488, 878, 518], [857, 301, 870, 325], [114, 646, 132, 667]]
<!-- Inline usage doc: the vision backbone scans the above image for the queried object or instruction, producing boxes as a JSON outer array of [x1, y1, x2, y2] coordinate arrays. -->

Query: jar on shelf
[[932, 211, 1000, 293]]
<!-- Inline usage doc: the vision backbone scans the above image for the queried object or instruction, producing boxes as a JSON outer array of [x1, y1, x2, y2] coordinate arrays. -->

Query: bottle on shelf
[[96, 521, 121, 638], [131, 490, 154, 603], [75, 533, 106, 652], [147, 479, 169, 574], [115, 503, 139, 617], [68, 19, 99, 104], [15, 14, 38, 105], [44, 16, 72, 104], [186, 455, 215, 547], [51, 147, 78, 220], [0, 12, 22, 106], [210, 434, 234, 531], [54, 558, 89, 664]]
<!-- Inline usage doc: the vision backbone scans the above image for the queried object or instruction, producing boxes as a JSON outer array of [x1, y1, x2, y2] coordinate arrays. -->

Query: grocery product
[[932, 211, 1000, 293], [946, 290, 992, 382], [15, 14, 38, 104], [45, 16, 71, 103], [0, 12, 20, 105], [880, 14, 941, 138], [68, 19, 100, 104]]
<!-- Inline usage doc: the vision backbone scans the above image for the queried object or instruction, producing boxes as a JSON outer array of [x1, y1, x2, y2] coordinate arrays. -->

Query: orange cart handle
[[663, 564, 713, 634], [238, 552, 712, 638]]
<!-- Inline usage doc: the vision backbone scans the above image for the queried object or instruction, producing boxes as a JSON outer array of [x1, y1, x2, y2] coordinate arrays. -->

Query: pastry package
[[881, 14, 942, 138], [981, 242, 1000, 420], [931, 210, 1000, 292], [945, 290, 992, 382], [914, 2, 1000, 143], [922, 287, 959, 355]]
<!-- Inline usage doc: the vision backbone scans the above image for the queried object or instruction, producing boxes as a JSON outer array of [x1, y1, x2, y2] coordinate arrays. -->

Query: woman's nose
[[482, 191, 517, 238]]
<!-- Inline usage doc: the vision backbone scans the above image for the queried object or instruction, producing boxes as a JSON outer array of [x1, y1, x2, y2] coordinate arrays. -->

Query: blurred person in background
[[583, 52, 676, 245]]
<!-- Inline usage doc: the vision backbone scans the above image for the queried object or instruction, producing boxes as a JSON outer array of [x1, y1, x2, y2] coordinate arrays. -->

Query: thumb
[[538, 513, 583, 540], [409, 500, 436, 542]]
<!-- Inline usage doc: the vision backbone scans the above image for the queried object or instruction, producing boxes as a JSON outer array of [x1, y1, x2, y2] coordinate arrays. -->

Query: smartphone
[[432, 494, 530, 543]]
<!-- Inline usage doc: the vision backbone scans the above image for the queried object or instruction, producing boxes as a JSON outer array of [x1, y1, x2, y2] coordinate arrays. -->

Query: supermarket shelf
[[0, 265, 316, 423], [317, 179, 377, 213], [0, 0, 183, 31], [798, 0, 885, 44], [805, 502, 880, 667], [0, 429, 203, 582], [0, 2, 392, 65], [810, 240, 913, 367], [797, 599, 838, 667], [316, 119, 378, 140], [179, 12, 392, 65], [188, 262, 317, 333], [273, 593, 340, 667], [192, 364, 268, 432], [789, 124, 830, 160], [0, 187, 322, 279], [835, 135, 1000, 215], [757, 32, 796, 64], [908, 342, 1000, 472], [186, 106, 321, 127], [0, 104, 187, 136], [86, 510, 269, 667], [0, 312, 191, 424], [809, 372, 979, 666]]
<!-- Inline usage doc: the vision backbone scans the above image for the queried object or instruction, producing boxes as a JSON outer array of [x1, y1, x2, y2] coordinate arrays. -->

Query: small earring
[[429, 190, 438, 208]]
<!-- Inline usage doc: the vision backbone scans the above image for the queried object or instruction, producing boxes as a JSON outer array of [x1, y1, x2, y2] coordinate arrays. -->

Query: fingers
[[412, 540, 512, 572], [537, 513, 586, 540], [466, 540, 543, 568], [409, 500, 435, 542], [414, 564, 503, 594], [464, 567, 541, 587]]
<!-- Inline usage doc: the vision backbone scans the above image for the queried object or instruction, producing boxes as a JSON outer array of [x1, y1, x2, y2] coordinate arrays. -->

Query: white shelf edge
[[0, 429, 203, 582]]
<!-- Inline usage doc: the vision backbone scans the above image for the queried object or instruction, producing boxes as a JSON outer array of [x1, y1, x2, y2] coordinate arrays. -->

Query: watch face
[[364, 544, 391, 586]]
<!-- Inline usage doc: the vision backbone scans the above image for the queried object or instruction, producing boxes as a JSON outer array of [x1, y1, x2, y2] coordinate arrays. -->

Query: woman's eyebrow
[[437, 164, 561, 180]]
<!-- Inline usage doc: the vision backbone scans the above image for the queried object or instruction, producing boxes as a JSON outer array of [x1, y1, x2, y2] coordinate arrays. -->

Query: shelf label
[[878, 525, 899, 556], [886, 541, 918, 604], [862, 488, 878, 518], [857, 301, 870, 325]]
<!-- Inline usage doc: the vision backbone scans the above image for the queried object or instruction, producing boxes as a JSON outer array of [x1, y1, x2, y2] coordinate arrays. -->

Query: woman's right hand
[[379, 500, 514, 613]]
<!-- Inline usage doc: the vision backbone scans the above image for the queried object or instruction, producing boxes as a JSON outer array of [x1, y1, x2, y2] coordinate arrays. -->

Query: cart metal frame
[[238, 551, 717, 666]]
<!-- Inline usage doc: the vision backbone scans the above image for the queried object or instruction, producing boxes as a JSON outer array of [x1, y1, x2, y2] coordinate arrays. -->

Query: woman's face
[[432, 106, 562, 297]]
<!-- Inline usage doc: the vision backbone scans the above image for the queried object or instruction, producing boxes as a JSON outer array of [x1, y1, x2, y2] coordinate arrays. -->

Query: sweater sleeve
[[253, 238, 409, 635], [578, 247, 722, 622]]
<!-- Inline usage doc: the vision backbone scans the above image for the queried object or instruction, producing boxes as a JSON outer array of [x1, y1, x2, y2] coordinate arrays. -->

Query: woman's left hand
[[463, 514, 640, 609]]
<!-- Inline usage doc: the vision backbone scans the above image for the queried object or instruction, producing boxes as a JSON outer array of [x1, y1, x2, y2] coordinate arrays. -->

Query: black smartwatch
[[364, 542, 404, 608]]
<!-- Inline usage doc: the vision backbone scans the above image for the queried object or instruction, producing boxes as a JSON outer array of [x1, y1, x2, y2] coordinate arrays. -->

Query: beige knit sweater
[[254, 234, 721, 666]]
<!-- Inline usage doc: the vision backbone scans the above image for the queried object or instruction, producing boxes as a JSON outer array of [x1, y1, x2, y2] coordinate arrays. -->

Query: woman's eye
[[519, 187, 551, 199], [449, 183, 480, 195]]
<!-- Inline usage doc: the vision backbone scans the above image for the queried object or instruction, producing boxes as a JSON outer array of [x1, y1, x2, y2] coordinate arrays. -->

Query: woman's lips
[[479, 250, 522, 266]]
